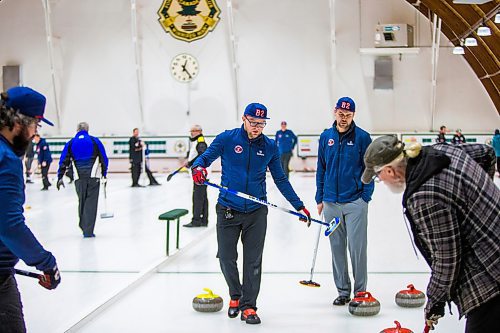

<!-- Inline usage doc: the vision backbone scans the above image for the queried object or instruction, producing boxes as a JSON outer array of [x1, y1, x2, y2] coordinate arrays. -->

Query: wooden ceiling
[[406, 0, 499, 113]]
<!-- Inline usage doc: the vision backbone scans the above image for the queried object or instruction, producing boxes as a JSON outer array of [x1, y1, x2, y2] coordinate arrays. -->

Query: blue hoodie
[[316, 121, 374, 204], [0, 135, 56, 275], [193, 126, 304, 213], [58, 131, 109, 179]]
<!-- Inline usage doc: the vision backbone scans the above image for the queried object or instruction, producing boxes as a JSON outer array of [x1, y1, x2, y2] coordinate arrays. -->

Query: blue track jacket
[[193, 126, 304, 213], [275, 129, 297, 154], [315, 122, 374, 204], [36, 138, 52, 164], [0, 135, 56, 275], [58, 131, 109, 179]]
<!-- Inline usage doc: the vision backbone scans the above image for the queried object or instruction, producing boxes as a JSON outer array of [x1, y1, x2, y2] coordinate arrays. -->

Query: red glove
[[298, 206, 312, 227], [38, 264, 61, 290], [192, 166, 207, 185]]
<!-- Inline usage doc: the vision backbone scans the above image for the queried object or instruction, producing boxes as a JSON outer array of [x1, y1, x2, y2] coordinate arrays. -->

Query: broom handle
[[309, 218, 322, 281]]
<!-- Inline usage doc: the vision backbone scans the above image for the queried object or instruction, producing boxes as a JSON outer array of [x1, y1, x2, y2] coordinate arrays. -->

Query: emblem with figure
[[158, 0, 221, 42]]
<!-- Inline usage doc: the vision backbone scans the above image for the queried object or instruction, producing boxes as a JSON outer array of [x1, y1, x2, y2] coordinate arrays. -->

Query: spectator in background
[[492, 129, 500, 177], [24, 139, 35, 183], [275, 121, 297, 179], [452, 129, 466, 145], [184, 125, 208, 227], [129, 128, 144, 187], [436, 125, 447, 143], [33, 133, 52, 190]]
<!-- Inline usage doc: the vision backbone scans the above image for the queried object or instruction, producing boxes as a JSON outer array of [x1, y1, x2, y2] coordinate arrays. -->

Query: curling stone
[[380, 320, 414, 333], [348, 291, 381, 316], [192, 288, 223, 313], [395, 284, 425, 308]]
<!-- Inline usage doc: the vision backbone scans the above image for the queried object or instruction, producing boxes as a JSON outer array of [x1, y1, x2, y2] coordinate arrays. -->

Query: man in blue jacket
[[191, 103, 311, 325], [57, 122, 109, 238], [34, 133, 53, 190], [275, 121, 297, 179], [316, 96, 374, 306], [0, 86, 61, 332]]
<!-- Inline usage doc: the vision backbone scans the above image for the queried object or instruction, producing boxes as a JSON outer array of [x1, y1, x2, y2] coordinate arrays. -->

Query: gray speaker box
[[2, 65, 21, 91], [373, 57, 393, 90]]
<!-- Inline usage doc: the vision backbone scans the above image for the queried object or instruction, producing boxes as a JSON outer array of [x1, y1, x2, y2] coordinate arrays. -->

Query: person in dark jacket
[[184, 125, 208, 227], [57, 122, 109, 238], [316, 96, 374, 306], [0, 86, 61, 332], [24, 139, 35, 183], [191, 103, 311, 324], [129, 128, 144, 187], [436, 125, 448, 143], [362, 136, 499, 333], [275, 121, 297, 179], [33, 133, 53, 190], [451, 128, 466, 145]]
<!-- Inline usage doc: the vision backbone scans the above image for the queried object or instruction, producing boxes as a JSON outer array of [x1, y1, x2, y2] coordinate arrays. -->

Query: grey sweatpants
[[324, 198, 368, 298]]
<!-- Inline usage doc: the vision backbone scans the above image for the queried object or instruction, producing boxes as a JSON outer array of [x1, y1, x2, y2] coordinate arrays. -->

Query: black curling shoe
[[333, 295, 351, 306], [228, 299, 240, 318], [240, 309, 261, 324]]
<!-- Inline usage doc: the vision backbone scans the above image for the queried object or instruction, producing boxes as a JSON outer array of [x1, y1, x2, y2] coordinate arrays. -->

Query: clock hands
[[181, 60, 193, 79]]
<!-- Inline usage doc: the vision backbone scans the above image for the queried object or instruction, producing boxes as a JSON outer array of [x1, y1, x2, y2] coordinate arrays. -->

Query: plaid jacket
[[403, 143, 500, 317]]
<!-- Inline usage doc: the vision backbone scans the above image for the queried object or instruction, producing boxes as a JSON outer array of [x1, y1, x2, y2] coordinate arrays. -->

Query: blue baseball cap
[[5, 86, 54, 126], [244, 103, 270, 119], [335, 97, 356, 112]]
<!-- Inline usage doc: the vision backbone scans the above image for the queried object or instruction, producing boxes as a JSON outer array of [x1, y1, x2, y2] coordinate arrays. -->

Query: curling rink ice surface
[[18, 171, 500, 333]]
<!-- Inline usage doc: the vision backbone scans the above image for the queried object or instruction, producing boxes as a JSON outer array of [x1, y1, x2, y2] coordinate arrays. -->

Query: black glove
[[38, 265, 61, 290], [425, 302, 445, 330], [56, 178, 65, 190]]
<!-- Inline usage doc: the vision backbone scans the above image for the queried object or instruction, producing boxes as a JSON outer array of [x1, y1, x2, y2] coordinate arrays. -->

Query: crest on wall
[[158, 0, 221, 42]]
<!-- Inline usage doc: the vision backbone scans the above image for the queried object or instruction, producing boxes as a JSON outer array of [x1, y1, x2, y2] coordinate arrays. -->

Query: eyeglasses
[[244, 116, 266, 128], [371, 167, 384, 183]]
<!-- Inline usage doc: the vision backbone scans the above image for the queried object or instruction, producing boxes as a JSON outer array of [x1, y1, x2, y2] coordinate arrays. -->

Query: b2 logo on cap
[[328, 139, 335, 146], [255, 109, 265, 117], [234, 145, 243, 154], [340, 102, 351, 110]]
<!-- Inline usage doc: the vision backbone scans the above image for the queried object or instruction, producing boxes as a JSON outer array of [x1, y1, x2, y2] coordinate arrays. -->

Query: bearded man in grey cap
[[362, 135, 499, 333]]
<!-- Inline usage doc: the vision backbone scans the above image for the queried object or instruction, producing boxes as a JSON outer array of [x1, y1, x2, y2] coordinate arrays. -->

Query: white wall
[[0, 0, 498, 137]]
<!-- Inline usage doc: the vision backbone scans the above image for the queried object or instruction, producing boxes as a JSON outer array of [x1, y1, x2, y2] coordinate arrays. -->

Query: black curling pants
[[216, 204, 268, 311], [75, 177, 100, 236]]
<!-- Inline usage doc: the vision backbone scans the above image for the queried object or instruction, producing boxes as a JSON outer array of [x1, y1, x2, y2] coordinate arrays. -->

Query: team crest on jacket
[[157, 0, 221, 42], [234, 145, 243, 154], [257, 150, 264, 156], [328, 139, 335, 146]]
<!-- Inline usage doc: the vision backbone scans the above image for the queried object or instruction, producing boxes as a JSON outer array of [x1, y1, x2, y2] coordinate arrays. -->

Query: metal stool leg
[[166, 220, 170, 256], [176, 218, 180, 250]]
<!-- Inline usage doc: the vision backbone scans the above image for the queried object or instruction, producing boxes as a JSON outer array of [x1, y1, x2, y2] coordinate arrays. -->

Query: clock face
[[171, 53, 199, 83]]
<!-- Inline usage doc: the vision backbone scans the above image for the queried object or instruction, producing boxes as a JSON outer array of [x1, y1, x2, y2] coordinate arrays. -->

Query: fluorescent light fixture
[[453, 0, 492, 4], [495, 13, 500, 23], [464, 37, 477, 46], [453, 46, 465, 55], [477, 25, 491, 36]]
